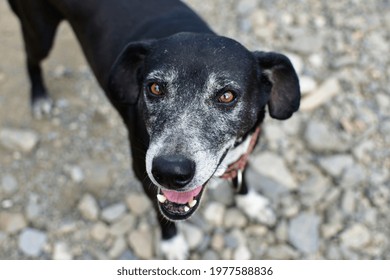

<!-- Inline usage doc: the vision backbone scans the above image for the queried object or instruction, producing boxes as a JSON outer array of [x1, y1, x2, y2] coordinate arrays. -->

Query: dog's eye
[[149, 82, 163, 96], [218, 91, 236, 104]]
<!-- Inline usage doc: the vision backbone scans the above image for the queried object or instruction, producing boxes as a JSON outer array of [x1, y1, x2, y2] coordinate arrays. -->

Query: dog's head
[[108, 33, 300, 221]]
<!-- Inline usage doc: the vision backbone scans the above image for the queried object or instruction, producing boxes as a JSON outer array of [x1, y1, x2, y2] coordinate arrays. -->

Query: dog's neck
[[215, 126, 261, 180]]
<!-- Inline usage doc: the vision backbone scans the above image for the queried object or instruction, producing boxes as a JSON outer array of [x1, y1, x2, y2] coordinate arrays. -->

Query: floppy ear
[[254, 51, 301, 120], [108, 41, 154, 104]]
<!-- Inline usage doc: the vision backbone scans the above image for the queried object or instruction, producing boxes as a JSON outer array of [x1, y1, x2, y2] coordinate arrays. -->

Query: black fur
[[8, 0, 300, 249]]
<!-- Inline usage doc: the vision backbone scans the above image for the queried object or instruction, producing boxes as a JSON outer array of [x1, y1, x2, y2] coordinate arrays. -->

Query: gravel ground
[[1, 0, 389, 260]]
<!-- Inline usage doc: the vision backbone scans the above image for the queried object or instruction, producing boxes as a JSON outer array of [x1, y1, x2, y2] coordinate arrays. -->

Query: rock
[[65, 165, 84, 183], [288, 212, 320, 254], [125, 193, 151, 216], [308, 53, 324, 68], [208, 180, 235, 206], [211, 233, 225, 251], [181, 223, 204, 250], [128, 226, 153, 259], [1, 174, 18, 196], [299, 168, 330, 206], [203, 202, 225, 226], [101, 203, 126, 223], [90, 222, 109, 242], [0, 128, 39, 153], [81, 162, 113, 198], [109, 214, 136, 236], [321, 222, 343, 239], [304, 121, 349, 153], [224, 208, 248, 228], [0, 212, 27, 234], [233, 246, 251, 260], [53, 242, 73, 260], [25, 193, 43, 222], [341, 224, 371, 250], [341, 189, 356, 215], [246, 166, 291, 201], [202, 250, 219, 260], [249, 152, 297, 190], [18, 228, 47, 257], [318, 155, 354, 178], [341, 164, 366, 186], [53, 65, 72, 78], [300, 78, 341, 111], [236, 0, 258, 15], [266, 244, 299, 259], [77, 194, 100, 221], [275, 220, 289, 242], [288, 32, 324, 55], [109, 237, 127, 259], [300, 76, 318, 95]]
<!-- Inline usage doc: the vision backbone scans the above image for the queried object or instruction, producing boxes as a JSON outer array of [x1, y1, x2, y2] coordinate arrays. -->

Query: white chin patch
[[160, 233, 189, 260]]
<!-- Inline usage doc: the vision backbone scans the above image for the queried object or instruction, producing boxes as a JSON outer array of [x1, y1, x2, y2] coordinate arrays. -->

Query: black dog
[[8, 0, 300, 259]]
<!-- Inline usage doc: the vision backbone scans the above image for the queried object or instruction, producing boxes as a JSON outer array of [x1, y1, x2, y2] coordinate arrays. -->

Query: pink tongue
[[162, 185, 203, 204]]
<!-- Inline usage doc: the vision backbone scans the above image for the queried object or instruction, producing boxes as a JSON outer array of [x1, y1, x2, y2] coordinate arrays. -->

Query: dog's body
[[8, 0, 300, 259]]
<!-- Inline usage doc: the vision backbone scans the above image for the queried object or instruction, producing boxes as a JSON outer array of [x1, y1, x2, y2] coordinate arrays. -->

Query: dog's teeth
[[184, 206, 190, 212], [157, 194, 167, 203], [188, 199, 197, 208]]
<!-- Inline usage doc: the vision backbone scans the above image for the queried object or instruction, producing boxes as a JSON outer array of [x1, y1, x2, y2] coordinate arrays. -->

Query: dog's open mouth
[[157, 184, 206, 221]]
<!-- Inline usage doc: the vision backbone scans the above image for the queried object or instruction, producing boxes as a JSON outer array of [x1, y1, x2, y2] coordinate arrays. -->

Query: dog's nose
[[152, 155, 195, 189]]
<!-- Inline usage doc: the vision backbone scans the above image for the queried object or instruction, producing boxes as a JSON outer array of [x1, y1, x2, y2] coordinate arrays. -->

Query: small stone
[[109, 214, 136, 236], [53, 242, 73, 260], [236, 0, 258, 15], [308, 54, 323, 68], [224, 208, 248, 228], [300, 78, 341, 111], [53, 65, 71, 78], [203, 202, 226, 226], [321, 223, 343, 239], [25, 194, 42, 222], [0, 212, 27, 234], [233, 246, 251, 260], [341, 190, 356, 215], [318, 155, 354, 178], [202, 250, 219, 260], [211, 233, 225, 251], [90, 222, 109, 242], [125, 193, 151, 216], [78, 194, 100, 221], [288, 212, 320, 254], [82, 162, 113, 198], [341, 164, 366, 186], [181, 223, 204, 250], [65, 166, 84, 183], [299, 76, 318, 95], [249, 152, 297, 190], [101, 203, 126, 223], [0, 128, 39, 153], [288, 32, 324, 55], [304, 121, 349, 153], [109, 237, 127, 259], [128, 226, 153, 259], [341, 224, 371, 250], [1, 174, 19, 196], [18, 228, 47, 257], [266, 244, 299, 259]]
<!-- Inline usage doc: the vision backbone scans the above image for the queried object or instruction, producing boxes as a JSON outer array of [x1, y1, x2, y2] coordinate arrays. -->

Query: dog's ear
[[108, 40, 154, 105], [254, 51, 301, 120]]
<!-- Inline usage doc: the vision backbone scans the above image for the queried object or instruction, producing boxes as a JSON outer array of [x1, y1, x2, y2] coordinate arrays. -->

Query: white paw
[[160, 233, 189, 260], [235, 190, 276, 226], [32, 97, 53, 119]]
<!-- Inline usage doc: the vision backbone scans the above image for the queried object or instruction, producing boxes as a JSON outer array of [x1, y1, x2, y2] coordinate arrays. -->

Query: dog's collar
[[219, 126, 261, 183]]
